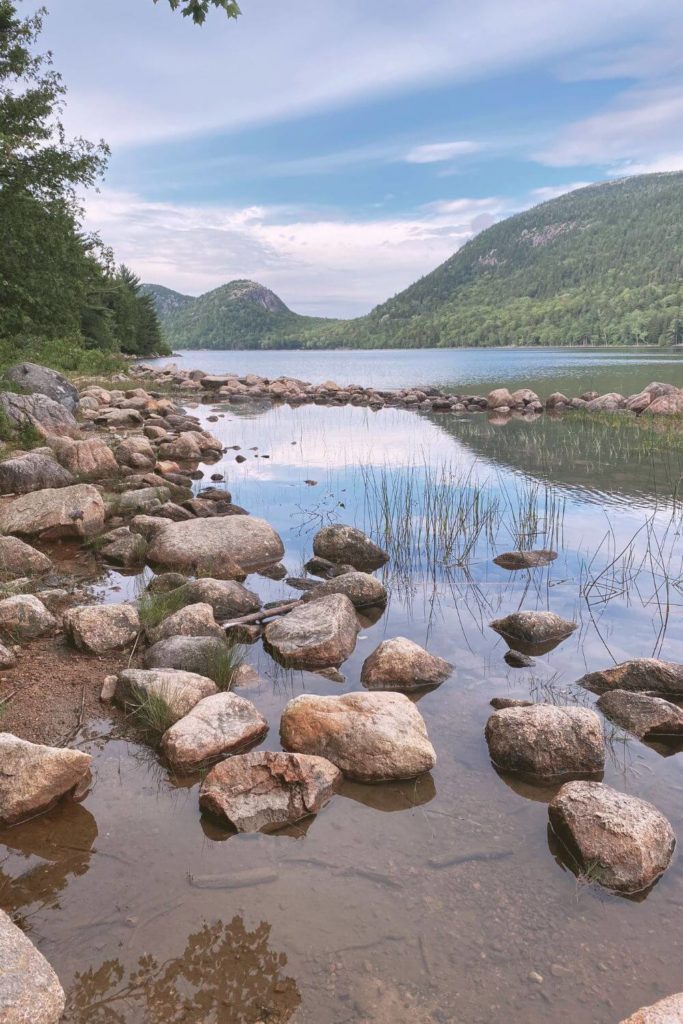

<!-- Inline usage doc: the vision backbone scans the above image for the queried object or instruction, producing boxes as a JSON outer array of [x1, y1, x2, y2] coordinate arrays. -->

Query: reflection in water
[[341, 773, 436, 812], [65, 916, 301, 1024]]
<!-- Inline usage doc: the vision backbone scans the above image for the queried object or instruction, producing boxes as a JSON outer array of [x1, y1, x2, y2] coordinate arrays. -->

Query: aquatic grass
[[137, 586, 191, 631], [205, 641, 245, 691], [126, 685, 176, 747]]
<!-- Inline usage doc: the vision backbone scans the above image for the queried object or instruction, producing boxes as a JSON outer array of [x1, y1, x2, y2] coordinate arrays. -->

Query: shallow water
[[3, 400, 683, 1023]]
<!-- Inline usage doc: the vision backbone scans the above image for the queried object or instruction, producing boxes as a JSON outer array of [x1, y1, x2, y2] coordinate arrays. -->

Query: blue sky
[[37, 0, 683, 316]]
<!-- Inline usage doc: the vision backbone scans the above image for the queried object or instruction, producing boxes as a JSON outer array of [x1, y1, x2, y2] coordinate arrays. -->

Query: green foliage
[[17, 421, 43, 450], [137, 586, 192, 631], [158, 0, 241, 24], [205, 640, 245, 691], [126, 685, 176, 747]]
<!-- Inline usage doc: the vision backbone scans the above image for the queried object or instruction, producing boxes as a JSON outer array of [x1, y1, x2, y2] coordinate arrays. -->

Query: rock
[[114, 436, 157, 470], [597, 690, 683, 740], [312, 524, 388, 571], [0, 733, 91, 825], [114, 668, 217, 723], [504, 650, 535, 668], [0, 483, 105, 539], [0, 908, 66, 1023], [487, 388, 514, 409], [0, 536, 52, 577], [546, 392, 569, 409], [161, 692, 268, 771], [0, 642, 16, 668], [304, 555, 354, 579], [578, 659, 683, 696], [147, 602, 224, 644], [146, 572, 188, 595], [98, 527, 147, 566], [548, 781, 675, 894], [157, 431, 203, 461], [6, 361, 79, 411], [360, 637, 452, 691], [490, 697, 534, 709], [63, 603, 140, 654], [489, 610, 577, 655], [0, 392, 79, 437], [199, 750, 341, 832], [619, 993, 683, 1023], [642, 392, 683, 416], [263, 593, 359, 669], [0, 595, 56, 639], [143, 635, 231, 678], [301, 570, 387, 609], [111, 485, 170, 516], [510, 388, 540, 406], [485, 704, 605, 779], [493, 550, 557, 570], [49, 436, 118, 480], [94, 407, 143, 429], [129, 514, 173, 540], [180, 578, 261, 619], [100, 674, 117, 702], [585, 392, 626, 412], [225, 623, 262, 645], [0, 451, 75, 494], [146, 515, 284, 577], [280, 691, 436, 782]]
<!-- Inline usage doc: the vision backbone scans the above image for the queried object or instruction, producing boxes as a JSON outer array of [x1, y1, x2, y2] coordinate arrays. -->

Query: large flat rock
[[0, 483, 105, 539], [6, 361, 79, 411], [0, 909, 65, 1023], [579, 658, 683, 696], [146, 515, 284, 577], [0, 451, 74, 495], [0, 733, 92, 826], [161, 692, 268, 771], [263, 593, 359, 669]]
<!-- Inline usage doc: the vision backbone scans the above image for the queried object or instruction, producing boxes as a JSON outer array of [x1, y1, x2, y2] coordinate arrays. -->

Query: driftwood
[[221, 600, 300, 630]]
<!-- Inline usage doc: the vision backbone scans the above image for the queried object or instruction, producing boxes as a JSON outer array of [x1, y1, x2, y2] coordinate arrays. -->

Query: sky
[[35, 0, 683, 317]]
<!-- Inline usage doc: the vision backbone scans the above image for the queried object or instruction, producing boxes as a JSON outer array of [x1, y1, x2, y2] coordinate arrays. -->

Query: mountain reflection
[[65, 915, 301, 1024]]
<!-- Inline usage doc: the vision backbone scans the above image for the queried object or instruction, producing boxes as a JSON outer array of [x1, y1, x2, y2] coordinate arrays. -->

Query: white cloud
[[83, 190, 504, 317], [404, 141, 481, 164]]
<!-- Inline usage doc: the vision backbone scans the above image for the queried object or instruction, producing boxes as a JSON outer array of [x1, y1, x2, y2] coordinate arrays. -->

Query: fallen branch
[[221, 600, 300, 629]]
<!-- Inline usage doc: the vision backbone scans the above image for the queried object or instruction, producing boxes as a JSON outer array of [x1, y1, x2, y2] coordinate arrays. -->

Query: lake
[[3, 354, 683, 1024]]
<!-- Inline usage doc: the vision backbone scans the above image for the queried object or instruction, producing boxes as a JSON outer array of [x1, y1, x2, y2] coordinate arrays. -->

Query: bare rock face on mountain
[[361, 637, 452, 691], [0, 733, 92, 826], [161, 692, 268, 771], [280, 691, 436, 782], [0, 392, 79, 437], [485, 704, 605, 780], [146, 515, 283, 577], [312, 524, 389, 571], [597, 690, 683, 740], [301, 570, 387, 609], [619, 993, 683, 1023], [199, 750, 341, 833], [0, 536, 52, 577], [0, 909, 66, 1024], [489, 610, 577, 655], [578, 658, 683, 696], [263, 593, 359, 669], [0, 483, 105, 539], [114, 668, 218, 723], [5, 361, 79, 411], [63, 603, 140, 654], [0, 451, 75, 494], [548, 780, 676, 895], [493, 550, 557, 570]]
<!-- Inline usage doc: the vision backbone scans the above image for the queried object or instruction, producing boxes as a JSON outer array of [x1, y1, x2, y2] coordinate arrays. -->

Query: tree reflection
[[65, 915, 301, 1023]]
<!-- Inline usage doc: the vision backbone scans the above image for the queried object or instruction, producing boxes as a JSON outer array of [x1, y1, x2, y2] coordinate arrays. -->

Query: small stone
[[490, 697, 533, 709]]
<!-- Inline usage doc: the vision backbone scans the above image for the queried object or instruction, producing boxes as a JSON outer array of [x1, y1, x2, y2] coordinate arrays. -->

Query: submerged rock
[[0, 451, 74, 495], [489, 610, 577, 655], [0, 908, 66, 1023], [146, 515, 283, 577], [64, 603, 140, 654], [485, 704, 605, 779], [263, 593, 359, 669], [114, 668, 217, 723], [619, 993, 683, 1023], [490, 697, 534, 709], [578, 658, 683, 696], [504, 650, 535, 668], [360, 637, 452, 691], [199, 750, 341, 833], [312, 524, 388, 571], [548, 780, 676, 895], [0, 594, 56, 640], [301, 570, 387, 609], [161, 692, 268, 771], [146, 602, 224, 645], [597, 690, 683, 740], [0, 483, 105, 539], [6, 361, 79, 411], [493, 550, 557, 570], [0, 536, 52, 577], [143, 634, 231, 678], [280, 691, 436, 782], [304, 555, 354, 579], [0, 733, 91, 825]]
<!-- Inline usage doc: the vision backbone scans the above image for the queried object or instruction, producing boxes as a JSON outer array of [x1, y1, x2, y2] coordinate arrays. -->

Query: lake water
[[147, 346, 683, 398], [3, 357, 683, 1024]]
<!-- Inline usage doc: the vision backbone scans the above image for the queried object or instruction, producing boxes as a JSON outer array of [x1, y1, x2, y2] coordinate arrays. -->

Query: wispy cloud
[[404, 141, 481, 164]]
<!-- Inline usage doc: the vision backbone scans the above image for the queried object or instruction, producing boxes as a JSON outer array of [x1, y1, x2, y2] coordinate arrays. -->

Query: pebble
[[528, 971, 543, 984]]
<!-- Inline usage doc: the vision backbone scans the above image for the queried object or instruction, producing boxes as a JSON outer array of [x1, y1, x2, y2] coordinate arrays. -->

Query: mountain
[[140, 283, 195, 320]]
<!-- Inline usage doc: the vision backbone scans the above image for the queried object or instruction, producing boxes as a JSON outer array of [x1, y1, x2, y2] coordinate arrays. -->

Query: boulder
[[487, 388, 514, 410], [146, 515, 284, 577], [146, 602, 223, 645], [620, 993, 683, 1023], [0, 536, 52, 577], [548, 780, 675, 894], [485, 704, 605, 779], [304, 555, 354, 579], [585, 392, 626, 412], [146, 572, 188, 595], [301, 570, 387, 609], [111, 486, 170, 515], [0, 594, 56, 639], [0, 733, 91, 825], [49, 436, 118, 480], [642, 393, 683, 417], [263, 593, 359, 669], [114, 668, 218, 723], [578, 658, 683, 696], [180, 578, 261, 619], [0, 483, 105, 539], [493, 550, 557, 570], [280, 691, 436, 782], [0, 392, 79, 437], [0, 451, 74, 495], [161, 692, 268, 771], [114, 436, 157, 470], [94, 407, 143, 428], [97, 527, 147, 567], [597, 690, 683, 740], [157, 431, 203, 461], [361, 637, 452, 691], [6, 361, 79, 411], [312, 524, 388, 571], [0, 643, 16, 668], [489, 610, 577, 655], [129, 514, 174, 540], [143, 635, 231, 678], [199, 750, 341, 833], [0, 909, 66, 1023], [546, 392, 569, 409], [63, 603, 140, 654], [510, 388, 540, 406]]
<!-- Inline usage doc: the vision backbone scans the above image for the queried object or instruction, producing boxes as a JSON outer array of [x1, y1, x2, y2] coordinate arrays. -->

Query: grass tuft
[[126, 685, 176, 747], [206, 641, 245, 691], [137, 586, 191, 631]]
